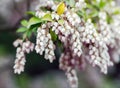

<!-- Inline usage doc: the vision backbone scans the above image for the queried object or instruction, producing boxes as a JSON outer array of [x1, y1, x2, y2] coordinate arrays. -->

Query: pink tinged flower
[[14, 39, 34, 74], [13, 39, 23, 47], [66, 69, 78, 88], [14, 47, 26, 74]]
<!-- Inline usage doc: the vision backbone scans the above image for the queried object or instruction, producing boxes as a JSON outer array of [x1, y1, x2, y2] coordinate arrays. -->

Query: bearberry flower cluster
[[98, 11, 115, 47], [13, 0, 120, 88], [35, 24, 55, 63], [13, 39, 34, 74]]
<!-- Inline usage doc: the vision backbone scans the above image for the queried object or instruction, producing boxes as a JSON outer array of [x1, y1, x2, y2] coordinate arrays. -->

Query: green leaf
[[99, 0, 106, 9], [89, 11, 98, 18], [27, 31, 32, 38], [23, 30, 33, 39], [50, 29, 57, 41], [26, 11, 35, 16], [21, 20, 28, 27], [113, 8, 120, 15], [42, 13, 53, 21], [27, 17, 42, 28], [30, 24, 40, 33], [58, 19, 64, 25], [31, 26, 38, 33], [107, 15, 112, 24], [86, 4, 93, 9], [92, 4, 100, 11], [77, 11, 84, 17], [17, 27, 27, 33]]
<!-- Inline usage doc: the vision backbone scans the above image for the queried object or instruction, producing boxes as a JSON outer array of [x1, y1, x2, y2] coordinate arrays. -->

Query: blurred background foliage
[[0, 0, 120, 88]]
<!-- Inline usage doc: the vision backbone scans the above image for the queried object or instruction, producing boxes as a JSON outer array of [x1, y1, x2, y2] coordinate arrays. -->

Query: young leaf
[[77, 10, 86, 18], [21, 20, 28, 27], [17, 27, 27, 33], [113, 8, 120, 15], [27, 31, 32, 38], [27, 17, 42, 28], [57, 2, 65, 15], [26, 11, 35, 16], [50, 29, 57, 41], [99, 0, 106, 9], [89, 11, 98, 18], [42, 13, 53, 21], [58, 19, 64, 25]]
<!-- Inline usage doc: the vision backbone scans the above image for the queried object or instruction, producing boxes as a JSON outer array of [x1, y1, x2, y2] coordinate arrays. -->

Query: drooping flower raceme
[[35, 24, 55, 63], [13, 39, 34, 74], [13, 0, 120, 88]]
